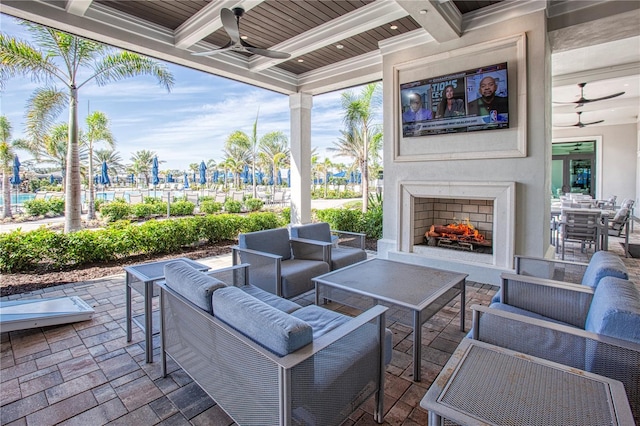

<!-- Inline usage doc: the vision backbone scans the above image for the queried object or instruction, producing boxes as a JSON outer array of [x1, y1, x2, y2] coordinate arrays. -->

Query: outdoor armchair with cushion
[[232, 228, 330, 298], [289, 222, 367, 270], [159, 261, 389, 425], [469, 303, 640, 422]]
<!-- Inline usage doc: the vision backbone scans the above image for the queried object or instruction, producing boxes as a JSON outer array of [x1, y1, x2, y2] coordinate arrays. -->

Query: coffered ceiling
[[1, 0, 638, 127]]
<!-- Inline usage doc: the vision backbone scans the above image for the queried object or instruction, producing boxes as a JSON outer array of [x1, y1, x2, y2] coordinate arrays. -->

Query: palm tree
[[331, 82, 382, 212], [85, 111, 115, 219], [224, 131, 252, 188], [259, 131, 289, 189], [130, 150, 157, 186], [0, 116, 17, 219], [0, 22, 174, 232]]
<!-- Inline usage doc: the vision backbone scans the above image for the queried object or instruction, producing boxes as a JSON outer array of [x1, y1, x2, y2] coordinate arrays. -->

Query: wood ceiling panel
[[96, 0, 210, 30], [453, 1, 503, 15]]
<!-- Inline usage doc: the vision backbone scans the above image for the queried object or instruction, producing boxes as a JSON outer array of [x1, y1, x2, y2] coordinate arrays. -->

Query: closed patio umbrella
[[242, 165, 249, 184], [199, 161, 207, 185], [277, 169, 282, 186], [152, 157, 159, 186], [184, 173, 190, 189], [49, 174, 55, 184], [212, 170, 219, 183], [167, 173, 174, 183], [100, 161, 111, 186], [287, 169, 290, 187], [10, 155, 21, 213]]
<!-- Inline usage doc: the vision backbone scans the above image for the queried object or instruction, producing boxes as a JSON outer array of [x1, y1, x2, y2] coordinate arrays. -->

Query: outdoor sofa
[[158, 260, 390, 425], [471, 272, 640, 421], [289, 222, 367, 271]]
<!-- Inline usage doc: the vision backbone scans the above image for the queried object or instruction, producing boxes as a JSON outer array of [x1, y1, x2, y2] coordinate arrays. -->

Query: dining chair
[[558, 209, 602, 260]]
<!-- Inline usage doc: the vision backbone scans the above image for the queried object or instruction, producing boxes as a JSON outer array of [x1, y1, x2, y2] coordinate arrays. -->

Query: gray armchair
[[289, 222, 367, 270], [232, 228, 330, 298]]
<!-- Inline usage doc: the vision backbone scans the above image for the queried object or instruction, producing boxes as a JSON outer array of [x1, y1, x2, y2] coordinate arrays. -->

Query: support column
[[289, 92, 313, 225]]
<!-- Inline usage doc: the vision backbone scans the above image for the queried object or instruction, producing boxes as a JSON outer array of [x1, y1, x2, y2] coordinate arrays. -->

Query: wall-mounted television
[[400, 62, 509, 138]]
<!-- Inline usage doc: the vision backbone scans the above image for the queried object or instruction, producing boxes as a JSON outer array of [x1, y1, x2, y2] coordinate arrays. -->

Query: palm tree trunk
[[362, 130, 369, 213], [87, 144, 95, 220], [65, 86, 82, 232], [2, 173, 11, 219]]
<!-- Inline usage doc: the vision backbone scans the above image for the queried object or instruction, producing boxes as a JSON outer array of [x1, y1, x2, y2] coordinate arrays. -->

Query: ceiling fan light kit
[[192, 7, 291, 60]]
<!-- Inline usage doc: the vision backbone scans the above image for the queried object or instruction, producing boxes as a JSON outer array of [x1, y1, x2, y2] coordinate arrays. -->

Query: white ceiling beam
[[248, 0, 407, 72], [552, 62, 640, 87], [65, 0, 92, 16], [174, 0, 264, 50], [395, 0, 461, 43]]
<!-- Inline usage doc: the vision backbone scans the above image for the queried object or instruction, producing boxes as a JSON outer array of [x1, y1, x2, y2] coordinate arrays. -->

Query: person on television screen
[[402, 93, 433, 122], [467, 76, 508, 117], [436, 85, 465, 118]]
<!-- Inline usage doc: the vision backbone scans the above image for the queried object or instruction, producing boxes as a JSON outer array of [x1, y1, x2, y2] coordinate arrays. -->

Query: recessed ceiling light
[[624, 83, 629, 87], [297, 59, 304, 63], [240, 35, 248, 40], [390, 25, 398, 30], [419, 9, 428, 14], [336, 44, 344, 49]]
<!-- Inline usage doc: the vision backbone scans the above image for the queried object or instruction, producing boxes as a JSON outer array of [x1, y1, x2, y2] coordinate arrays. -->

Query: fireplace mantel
[[399, 181, 516, 270]]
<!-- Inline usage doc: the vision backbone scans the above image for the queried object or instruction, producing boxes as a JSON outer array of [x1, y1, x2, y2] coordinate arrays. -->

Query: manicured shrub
[[316, 208, 363, 234], [170, 200, 195, 216], [200, 200, 222, 214], [48, 198, 65, 215], [224, 199, 242, 213], [99, 200, 132, 222], [23, 199, 50, 216], [244, 197, 263, 212]]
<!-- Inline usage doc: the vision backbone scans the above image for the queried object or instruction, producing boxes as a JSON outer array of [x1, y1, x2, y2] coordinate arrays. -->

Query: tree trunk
[[64, 86, 82, 233], [87, 143, 95, 220], [2, 172, 11, 219]]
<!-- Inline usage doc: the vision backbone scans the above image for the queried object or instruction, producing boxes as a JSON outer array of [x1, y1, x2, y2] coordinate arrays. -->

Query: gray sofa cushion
[[584, 276, 640, 343], [164, 260, 226, 314], [239, 228, 291, 260], [239, 284, 302, 313], [212, 286, 312, 356], [580, 251, 628, 288], [290, 222, 332, 242]]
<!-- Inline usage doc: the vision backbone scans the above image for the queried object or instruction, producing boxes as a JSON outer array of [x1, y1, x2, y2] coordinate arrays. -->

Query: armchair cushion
[[290, 222, 332, 242], [212, 286, 312, 356], [580, 251, 628, 288], [239, 227, 291, 260], [280, 259, 330, 299], [330, 248, 368, 270], [584, 276, 640, 343], [164, 260, 226, 314]]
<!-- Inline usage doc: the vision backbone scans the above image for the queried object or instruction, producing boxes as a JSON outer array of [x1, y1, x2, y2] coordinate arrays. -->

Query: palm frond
[[87, 51, 174, 91], [25, 87, 67, 144]]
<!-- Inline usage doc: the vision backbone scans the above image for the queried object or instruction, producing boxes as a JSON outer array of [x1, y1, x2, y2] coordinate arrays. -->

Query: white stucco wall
[[378, 11, 551, 284], [553, 123, 638, 204]]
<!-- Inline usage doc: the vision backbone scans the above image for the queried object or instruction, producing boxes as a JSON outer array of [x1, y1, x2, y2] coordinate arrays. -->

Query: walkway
[[1, 229, 639, 424]]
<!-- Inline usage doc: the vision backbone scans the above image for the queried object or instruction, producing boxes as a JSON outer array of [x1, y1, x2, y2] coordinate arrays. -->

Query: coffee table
[[421, 338, 634, 425], [313, 258, 467, 381], [125, 257, 209, 363]]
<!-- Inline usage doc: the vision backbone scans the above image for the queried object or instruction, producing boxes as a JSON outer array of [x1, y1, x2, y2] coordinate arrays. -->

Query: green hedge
[[0, 212, 285, 273]]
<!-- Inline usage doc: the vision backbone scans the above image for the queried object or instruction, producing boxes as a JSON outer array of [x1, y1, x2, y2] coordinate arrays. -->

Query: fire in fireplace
[[425, 219, 492, 253]]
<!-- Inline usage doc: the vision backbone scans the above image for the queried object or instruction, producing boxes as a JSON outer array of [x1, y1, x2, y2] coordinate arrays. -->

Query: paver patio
[[2, 230, 639, 425]]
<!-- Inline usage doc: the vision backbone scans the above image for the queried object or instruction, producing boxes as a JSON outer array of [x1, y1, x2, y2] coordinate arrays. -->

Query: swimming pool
[[0, 193, 36, 206]]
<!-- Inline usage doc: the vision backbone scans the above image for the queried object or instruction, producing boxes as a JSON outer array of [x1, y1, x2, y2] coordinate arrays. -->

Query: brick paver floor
[[2, 229, 639, 425]]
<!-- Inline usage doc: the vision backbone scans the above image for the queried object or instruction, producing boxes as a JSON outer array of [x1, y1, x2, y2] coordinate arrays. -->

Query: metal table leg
[[460, 279, 466, 331], [125, 272, 132, 342], [413, 309, 421, 382], [144, 280, 153, 363]]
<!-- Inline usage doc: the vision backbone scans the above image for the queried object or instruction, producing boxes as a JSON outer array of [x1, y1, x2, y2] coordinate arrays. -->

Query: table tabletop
[[124, 257, 209, 282], [421, 338, 634, 426], [313, 258, 467, 311]]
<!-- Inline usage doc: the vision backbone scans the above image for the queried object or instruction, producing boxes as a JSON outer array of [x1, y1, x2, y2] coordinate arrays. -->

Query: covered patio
[[1, 232, 638, 424]]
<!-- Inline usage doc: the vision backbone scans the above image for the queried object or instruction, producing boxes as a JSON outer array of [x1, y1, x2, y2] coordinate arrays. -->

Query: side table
[[421, 338, 634, 425], [125, 257, 209, 363]]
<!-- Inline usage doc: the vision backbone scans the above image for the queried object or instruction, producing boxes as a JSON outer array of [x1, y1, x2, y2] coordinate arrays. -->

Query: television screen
[[400, 62, 509, 138]]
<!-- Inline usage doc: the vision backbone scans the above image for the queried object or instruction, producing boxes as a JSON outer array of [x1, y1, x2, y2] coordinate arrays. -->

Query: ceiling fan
[[554, 82, 625, 107], [192, 7, 291, 59], [555, 111, 604, 128]]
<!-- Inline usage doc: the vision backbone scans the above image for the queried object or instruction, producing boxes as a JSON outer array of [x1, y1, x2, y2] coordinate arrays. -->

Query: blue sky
[[1, 14, 376, 172]]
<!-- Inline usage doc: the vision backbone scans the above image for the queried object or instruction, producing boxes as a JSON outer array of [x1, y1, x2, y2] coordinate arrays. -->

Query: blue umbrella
[[334, 170, 346, 178], [183, 173, 190, 189], [256, 171, 264, 184], [277, 169, 282, 185], [128, 173, 135, 184], [152, 157, 159, 186], [242, 164, 249, 184], [287, 169, 290, 187], [49, 174, 55, 184], [10, 155, 21, 185], [349, 171, 355, 184], [167, 173, 174, 183], [192, 172, 196, 183], [199, 161, 207, 185], [100, 161, 111, 186], [212, 170, 219, 183], [94, 175, 100, 185], [268, 171, 274, 186]]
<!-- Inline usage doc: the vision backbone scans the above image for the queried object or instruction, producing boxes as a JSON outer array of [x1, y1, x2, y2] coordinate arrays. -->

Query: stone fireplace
[[389, 181, 516, 283]]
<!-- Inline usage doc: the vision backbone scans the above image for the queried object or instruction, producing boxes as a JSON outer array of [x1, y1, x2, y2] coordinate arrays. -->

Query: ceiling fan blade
[[191, 41, 233, 56], [582, 119, 605, 126], [243, 45, 291, 59], [220, 7, 240, 43], [580, 91, 626, 104]]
